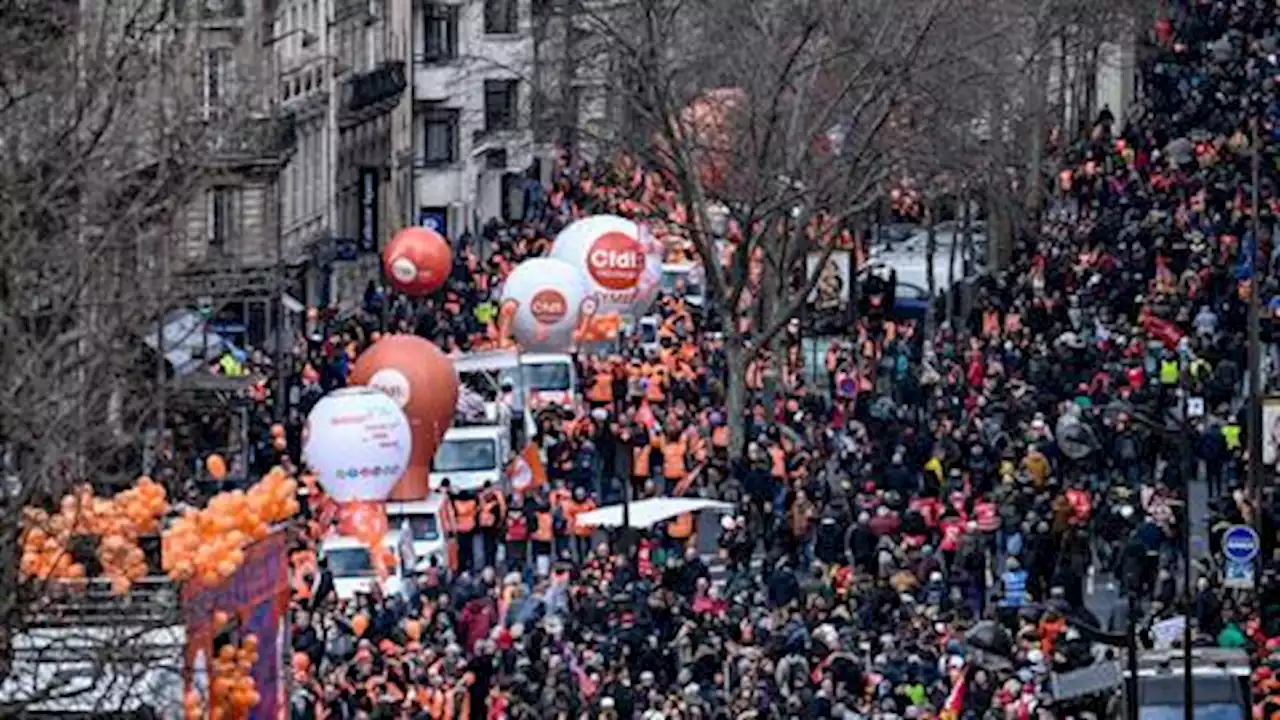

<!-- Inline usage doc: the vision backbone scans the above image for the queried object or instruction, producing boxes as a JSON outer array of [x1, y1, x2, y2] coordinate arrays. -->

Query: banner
[[182, 529, 290, 720]]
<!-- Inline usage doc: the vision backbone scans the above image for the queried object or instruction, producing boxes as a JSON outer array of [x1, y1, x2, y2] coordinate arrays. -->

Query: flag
[[507, 442, 546, 492], [672, 464, 704, 497], [940, 668, 966, 720]]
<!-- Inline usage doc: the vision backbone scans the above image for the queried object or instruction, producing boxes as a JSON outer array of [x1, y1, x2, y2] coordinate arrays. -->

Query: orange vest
[[567, 499, 596, 537], [645, 372, 666, 403], [533, 511, 554, 543], [588, 372, 613, 403], [633, 438, 652, 477], [453, 498, 478, 533], [769, 447, 786, 479], [478, 491, 504, 529], [662, 438, 688, 481], [668, 512, 694, 539], [712, 426, 729, 448]]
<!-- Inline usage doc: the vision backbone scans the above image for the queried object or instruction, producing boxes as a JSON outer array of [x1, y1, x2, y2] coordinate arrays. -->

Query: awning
[[144, 310, 230, 376], [575, 497, 735, 529], [282, 292, 305, 314]]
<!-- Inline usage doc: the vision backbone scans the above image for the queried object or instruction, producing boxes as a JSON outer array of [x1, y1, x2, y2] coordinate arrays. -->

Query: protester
[[184, 3, 1280, 717]]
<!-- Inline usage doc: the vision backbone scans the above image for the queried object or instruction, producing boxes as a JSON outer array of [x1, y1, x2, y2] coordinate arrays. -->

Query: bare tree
[[547, 0, 963, 458], [0, 0, 281, 711]]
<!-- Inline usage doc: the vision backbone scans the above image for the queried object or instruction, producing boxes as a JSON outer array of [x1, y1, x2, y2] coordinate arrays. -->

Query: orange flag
[[507, 443, 547, 492]]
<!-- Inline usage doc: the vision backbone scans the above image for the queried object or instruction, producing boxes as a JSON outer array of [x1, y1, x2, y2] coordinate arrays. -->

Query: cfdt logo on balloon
[[530, 289, 568, 324], [587, 232, 646, 290]]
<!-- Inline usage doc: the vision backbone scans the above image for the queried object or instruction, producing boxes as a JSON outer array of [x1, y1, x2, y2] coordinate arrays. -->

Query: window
[[203, 47, 233, 116], [207, 186, 242, 254], [432, 439, 498, 473], [422, 3, 458, 62], [422, 107, 459, 165], [483, 0, 517, 34], [326, 547, 376, 578], [483, 79, 518, 132], [201, 0, 245, 19], [388, 515, 440, 542]]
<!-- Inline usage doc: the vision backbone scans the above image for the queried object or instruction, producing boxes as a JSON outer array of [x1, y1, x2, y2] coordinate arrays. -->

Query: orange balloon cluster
[[19, 479, 169, 595], [198, 634, 261, 720], [19, 507, 86, 583], [163, 469, 300, 585], [98, 534, 148, 596]]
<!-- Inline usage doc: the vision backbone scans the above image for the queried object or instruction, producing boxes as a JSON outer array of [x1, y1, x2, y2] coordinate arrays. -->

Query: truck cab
[[386, 494, 449, 570], [511, 352, 576, 408], [429, 425, 511, 494]]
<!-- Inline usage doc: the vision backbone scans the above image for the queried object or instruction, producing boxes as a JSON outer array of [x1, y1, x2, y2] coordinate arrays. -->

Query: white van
[[320, 533, 405, 601], [386, 496, 448, 568], [429, 425, 510, 493]]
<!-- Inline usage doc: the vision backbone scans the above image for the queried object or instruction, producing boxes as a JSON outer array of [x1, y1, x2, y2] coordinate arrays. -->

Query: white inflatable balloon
[[303, 387, 412, 502], [548, 215, 663, 317], [500, 257, 588, 352]]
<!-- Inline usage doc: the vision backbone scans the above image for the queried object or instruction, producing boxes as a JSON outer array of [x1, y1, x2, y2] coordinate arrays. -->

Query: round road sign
[[1222, 525, 1260, 564]]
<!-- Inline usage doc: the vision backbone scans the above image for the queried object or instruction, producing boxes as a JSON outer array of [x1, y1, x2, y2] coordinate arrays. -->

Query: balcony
[[339, 61, 407, 129], [201, 112, 298, 168]]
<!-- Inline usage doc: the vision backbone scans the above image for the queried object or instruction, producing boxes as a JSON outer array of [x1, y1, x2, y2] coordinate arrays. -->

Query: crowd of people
[[185, 2, 1280, 718]]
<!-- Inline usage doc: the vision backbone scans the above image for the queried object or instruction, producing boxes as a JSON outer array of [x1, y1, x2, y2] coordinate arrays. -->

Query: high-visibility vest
[[1223, 424, 1241, 450], [478, 492, 503, 529], [633, 441, 652, 477], [533, 510, 554, 543], [219, 354, 244, 377], [645, 373, 665, 402], [668, 513, 693, 539], [769, 447, 786, 479], [712, 426, 729, 449], [1159, 359, 1179, 385], [588, 372, 613, 403], [453, 498, 478, 533], [662, 438, 688, 481], [1000, 569, 1028, 608], [568, 500, 596, 537]]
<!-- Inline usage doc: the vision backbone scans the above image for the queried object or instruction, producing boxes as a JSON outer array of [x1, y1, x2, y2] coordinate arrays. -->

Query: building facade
[[172, 0, 298, 350], [271, 0, 409, 311], [408, 0, 539, 238]]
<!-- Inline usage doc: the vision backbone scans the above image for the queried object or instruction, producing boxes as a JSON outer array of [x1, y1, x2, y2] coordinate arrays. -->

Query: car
[[386, 495, 449, 569], [319, 533, 405, 601]]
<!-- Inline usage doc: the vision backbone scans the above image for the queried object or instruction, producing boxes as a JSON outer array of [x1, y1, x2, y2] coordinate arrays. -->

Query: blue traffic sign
[[1222, 525, 1260, 564]]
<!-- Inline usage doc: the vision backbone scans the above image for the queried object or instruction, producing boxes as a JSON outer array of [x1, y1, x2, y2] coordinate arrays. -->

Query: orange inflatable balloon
[[382, 226, 452, 296], [349, 335, 458, 500], [205, 454, 228, 481]]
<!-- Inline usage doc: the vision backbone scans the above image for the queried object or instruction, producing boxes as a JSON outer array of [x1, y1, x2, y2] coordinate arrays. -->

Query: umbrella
[[965, 620, 1014, 658], [1055, 414, 1098, 460]]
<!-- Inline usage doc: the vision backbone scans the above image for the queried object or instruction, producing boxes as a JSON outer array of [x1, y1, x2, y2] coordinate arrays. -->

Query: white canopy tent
[[574, 497, 735, 529]]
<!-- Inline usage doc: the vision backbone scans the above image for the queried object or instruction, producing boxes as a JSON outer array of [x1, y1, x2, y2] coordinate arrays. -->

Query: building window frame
[[422, 107, 460, 166], [207, 185, 243, 255], [422, 3, 459, 62], [483, 78, 519, 133], [483, 0, 518, 35], [203, 47, 233, 118]]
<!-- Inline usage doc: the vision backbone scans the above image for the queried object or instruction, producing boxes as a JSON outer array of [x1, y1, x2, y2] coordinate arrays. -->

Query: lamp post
[[1248, 118, 1264, 550]]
